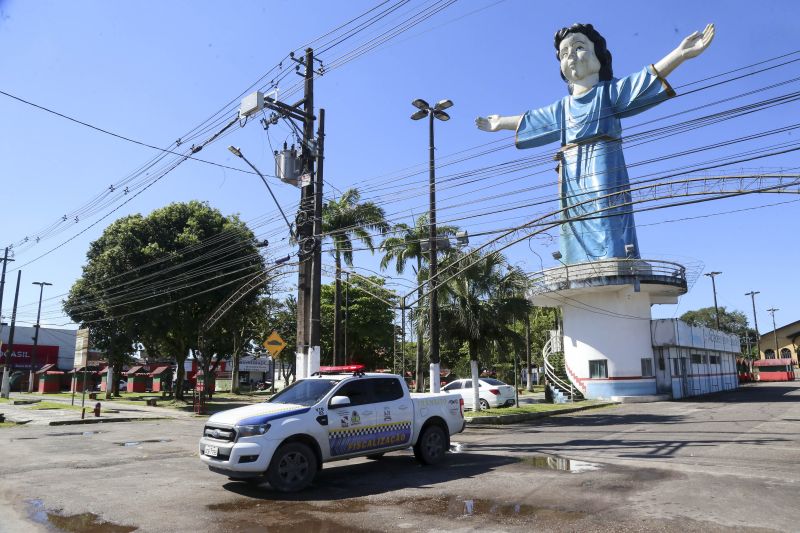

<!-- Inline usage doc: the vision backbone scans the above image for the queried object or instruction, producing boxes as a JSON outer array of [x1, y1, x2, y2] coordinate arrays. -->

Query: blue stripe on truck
[[237, 407, 311, 426]]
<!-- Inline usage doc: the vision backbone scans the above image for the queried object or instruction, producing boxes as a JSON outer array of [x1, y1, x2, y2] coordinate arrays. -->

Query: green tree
[[267, 296, 297, 385], [680, 307, 754, 337], [438, 251, 530, 409], [63, 201, 267, 401], [322, 189, 388, 366], [379, 214, 456, 391], [320, 276, 396, 370]]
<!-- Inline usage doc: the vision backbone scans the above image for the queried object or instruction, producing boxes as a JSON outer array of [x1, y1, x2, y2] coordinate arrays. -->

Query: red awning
[[35, 364, 56, 375], [754, 358, 793, 366], [125, 365, 148, 376], [150, 366, 171, 376]]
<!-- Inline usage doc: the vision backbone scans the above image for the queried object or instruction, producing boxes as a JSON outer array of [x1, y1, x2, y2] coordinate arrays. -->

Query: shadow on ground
[[221, 452, 516, 501]]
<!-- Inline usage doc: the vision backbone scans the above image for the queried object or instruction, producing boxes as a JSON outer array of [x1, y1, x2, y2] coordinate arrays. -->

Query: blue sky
[[0, 0, 797, 337]]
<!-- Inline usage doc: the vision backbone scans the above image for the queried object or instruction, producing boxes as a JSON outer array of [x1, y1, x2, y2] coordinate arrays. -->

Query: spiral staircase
[[542, 329, 584, 403]]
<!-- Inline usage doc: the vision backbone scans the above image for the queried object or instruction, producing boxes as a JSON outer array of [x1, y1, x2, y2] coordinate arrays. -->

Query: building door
[[654, 348, 671, 395]]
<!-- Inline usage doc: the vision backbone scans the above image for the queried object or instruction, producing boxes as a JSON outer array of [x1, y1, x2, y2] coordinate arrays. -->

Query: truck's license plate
[[204, 445, 218, 457]]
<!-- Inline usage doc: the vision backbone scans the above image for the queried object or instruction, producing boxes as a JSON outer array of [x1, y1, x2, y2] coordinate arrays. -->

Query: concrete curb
[[48, 417, 170, 426], [464, 401, 618, 425]]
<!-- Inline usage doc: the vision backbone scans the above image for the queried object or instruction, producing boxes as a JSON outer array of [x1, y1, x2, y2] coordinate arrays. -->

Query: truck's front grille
[[204, 425, 236, 442]]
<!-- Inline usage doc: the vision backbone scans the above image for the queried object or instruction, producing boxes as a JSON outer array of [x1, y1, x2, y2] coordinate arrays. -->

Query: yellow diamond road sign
[[263, 331, 286, 357]]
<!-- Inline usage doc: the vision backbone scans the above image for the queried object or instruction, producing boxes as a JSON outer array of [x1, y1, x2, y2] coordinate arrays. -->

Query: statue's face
[[558, 32, 601, 85]]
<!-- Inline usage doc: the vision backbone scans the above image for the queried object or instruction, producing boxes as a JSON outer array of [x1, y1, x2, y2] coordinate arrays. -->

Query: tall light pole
[[704, 271, 722, 330], [767, 308, 780, 359], [411, 97, 452, 393], [28, 281, 52, 393], [745, 291, 760, 358]]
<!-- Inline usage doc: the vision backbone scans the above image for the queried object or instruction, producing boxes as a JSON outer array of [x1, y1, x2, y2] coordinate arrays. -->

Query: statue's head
[[554, 23, 613, 92]]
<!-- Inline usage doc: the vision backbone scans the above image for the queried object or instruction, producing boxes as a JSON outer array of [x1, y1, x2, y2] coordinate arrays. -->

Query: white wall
[[562, 288, 654, 378]]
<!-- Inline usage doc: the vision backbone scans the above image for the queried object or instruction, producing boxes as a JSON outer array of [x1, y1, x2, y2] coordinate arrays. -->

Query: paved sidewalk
[[0, 392, 203, 426]]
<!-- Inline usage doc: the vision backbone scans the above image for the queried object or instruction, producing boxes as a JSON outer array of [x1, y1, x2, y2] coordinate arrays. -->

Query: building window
[[589, 359, 608, 379], [691, 353, 703, 365], [765, 349, 775, 359], [641, 358, 654, 377], [780, 348, 792, 359], [709, 355, 720, 365]]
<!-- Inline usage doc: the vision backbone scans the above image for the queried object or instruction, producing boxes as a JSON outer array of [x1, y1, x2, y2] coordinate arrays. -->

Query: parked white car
[[442, 378, 515, 410]]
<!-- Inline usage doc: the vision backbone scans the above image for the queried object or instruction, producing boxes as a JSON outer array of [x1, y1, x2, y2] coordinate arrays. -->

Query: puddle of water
[[115, 439, 171, 447], [208, 499, 368, 513], [518, 455, 601, 473], [27, 499, 137, 533], [399, 496, 585, 521]]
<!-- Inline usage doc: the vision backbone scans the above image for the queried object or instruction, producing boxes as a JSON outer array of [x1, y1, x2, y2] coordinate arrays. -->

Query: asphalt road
[[1, 382, 797, 532]]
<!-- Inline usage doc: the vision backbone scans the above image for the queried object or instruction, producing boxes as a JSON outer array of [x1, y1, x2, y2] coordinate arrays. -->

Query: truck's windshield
[[267, 379, 339, 406]]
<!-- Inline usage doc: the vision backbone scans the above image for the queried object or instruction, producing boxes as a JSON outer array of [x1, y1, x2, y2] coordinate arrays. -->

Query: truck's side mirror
[[330, 395, 351, 408]]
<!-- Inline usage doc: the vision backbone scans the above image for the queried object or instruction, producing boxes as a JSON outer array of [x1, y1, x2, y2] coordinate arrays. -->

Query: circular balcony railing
[[529, 258, 689, 296]]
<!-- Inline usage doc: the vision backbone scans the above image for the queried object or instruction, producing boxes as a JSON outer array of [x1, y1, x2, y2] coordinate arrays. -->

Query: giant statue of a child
[[477, 23, 714, 264]]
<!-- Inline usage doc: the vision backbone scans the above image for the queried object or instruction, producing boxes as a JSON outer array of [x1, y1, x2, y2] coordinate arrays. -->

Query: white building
[[651, 319, 740, 399], [531, 259, 740, 401]]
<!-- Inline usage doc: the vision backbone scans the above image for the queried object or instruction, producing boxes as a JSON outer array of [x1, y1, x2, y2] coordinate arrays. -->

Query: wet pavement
[[1, 382, 798, 532]]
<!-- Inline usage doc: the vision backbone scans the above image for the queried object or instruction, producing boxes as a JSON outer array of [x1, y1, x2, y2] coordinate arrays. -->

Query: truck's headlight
[[236, 423, 271, 438]]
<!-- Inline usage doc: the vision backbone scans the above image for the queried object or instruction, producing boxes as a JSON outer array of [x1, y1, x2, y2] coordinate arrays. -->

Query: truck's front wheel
[[267, 442, 318, 492], [413, 424, 447, 465]]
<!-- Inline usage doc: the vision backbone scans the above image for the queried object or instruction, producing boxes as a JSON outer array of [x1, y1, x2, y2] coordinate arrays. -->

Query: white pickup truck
[[199, 372, 465, 491]]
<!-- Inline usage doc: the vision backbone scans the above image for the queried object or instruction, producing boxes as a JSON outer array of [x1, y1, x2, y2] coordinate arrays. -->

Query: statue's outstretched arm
[[475, 114, 523, 132], [654, 23, 715, 78]]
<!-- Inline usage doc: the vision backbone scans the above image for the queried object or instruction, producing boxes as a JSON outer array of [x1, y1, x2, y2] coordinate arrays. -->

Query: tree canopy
[[63, 201, 270, 399], [320, 275, 396, 370], [680, 306, 752, 336]]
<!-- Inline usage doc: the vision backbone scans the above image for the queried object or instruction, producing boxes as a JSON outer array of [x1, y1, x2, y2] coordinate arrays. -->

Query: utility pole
[[745, 291, 760, 359], [767, 308, 780, 359], [1, 271, 21, 399], [310, 107, 325, 368], [400, 297, 406, 381], [29, 281, 52, 393], [704, 271, 722, 330], [246, 48, 321, 379], [525, 313, 532, 391], [344, 271, 349, 365], [0, 248, 13, 326], [0, 247, 13, 394], [293, 48, 316, 380]]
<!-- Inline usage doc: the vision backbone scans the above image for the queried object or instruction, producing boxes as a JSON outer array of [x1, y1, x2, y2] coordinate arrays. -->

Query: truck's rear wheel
[[413, 424, 447, 465], [267, 442, 317, 492]]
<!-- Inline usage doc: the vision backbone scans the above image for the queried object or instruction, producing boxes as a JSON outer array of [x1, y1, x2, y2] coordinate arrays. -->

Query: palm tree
[[322, 189, 388, 365], [439, 250, 530, 410], [380, 214, 456, 391]]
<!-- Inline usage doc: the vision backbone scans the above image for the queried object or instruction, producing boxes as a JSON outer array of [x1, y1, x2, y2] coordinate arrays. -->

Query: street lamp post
[[28, 281, 52, 393], [704, 271, 722, 330], [767, 308, 780, 359], [411, 98, 452, 393]]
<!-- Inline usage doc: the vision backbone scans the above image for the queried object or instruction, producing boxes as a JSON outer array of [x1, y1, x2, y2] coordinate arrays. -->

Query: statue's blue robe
[[516, 65, 674, 264]]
